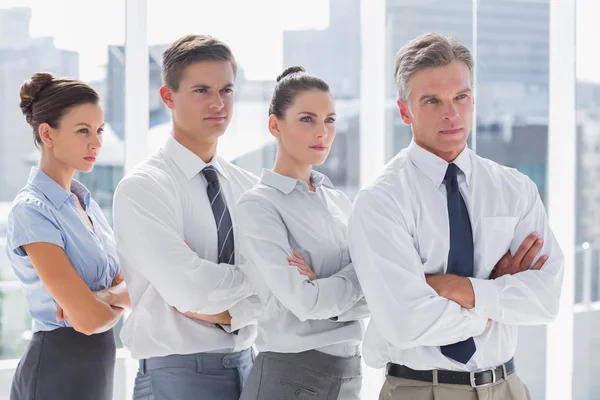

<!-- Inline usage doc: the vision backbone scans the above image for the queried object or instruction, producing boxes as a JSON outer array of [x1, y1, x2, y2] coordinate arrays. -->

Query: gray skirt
[[240, 350, 362, 400], [10, 327, 116, 400]]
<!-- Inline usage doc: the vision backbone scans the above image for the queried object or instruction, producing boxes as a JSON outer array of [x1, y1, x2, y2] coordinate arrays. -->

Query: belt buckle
[[470, 368, 496, 388]]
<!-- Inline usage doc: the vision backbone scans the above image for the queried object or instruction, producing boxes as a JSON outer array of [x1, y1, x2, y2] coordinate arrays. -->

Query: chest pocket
[[476, 216, 519, 276]]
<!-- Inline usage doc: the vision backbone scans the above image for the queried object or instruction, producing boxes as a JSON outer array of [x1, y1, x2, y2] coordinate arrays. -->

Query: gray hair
[[394, 33, 474, 101]]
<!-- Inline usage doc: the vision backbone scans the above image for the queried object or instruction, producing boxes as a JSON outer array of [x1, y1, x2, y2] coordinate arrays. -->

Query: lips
[[309, 146, 327, 151], [83, 156, 96, 162], [440, 127, 463, 134]]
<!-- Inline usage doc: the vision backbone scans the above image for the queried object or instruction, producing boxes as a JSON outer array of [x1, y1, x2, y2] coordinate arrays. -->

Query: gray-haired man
[[348, 33, 564, 399]]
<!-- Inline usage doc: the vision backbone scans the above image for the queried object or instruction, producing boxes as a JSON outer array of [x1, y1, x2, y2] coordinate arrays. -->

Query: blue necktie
[[440, 163, 476, 364]]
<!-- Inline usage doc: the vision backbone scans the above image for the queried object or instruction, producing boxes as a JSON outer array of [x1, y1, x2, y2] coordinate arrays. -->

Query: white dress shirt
[[113, 135, 261, 359], [236, 169, 369, 357], [348, 140, 564, 372]]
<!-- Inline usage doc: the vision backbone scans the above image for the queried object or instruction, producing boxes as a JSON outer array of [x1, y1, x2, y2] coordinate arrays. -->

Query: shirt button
[[224, 359, 230, 366]]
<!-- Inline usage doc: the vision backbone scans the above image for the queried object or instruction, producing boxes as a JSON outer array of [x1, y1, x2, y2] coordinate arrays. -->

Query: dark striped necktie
[[202, 166, 235, 265], [201, 166, 238, 334]]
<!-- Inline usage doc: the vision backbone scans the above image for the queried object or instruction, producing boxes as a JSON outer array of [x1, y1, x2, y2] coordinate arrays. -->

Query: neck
[[272, 152, 313, 189], [38, 155, 75, 192], [415, 139, 466, 163], [172, 126, 218, 163]]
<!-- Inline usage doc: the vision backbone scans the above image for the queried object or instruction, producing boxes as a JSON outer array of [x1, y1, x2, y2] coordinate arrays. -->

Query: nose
[[442, 103, 459, 120], [315, 122, 328, 139], [90, 131, 102, 150], [209, 92, 225, 110]]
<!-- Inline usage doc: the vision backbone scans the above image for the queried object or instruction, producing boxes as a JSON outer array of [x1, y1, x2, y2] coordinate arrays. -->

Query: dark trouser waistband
[[259, 350, 361, 379], [386, 358, 516, 388], [139, 348, 254, 374]]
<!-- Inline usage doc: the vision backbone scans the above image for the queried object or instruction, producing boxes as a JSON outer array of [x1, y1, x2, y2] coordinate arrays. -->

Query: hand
[[184, 310, 232, 325], [425, 274, 475, 309], [56, 305, 68, 323], [93, 289, 118, 308], [111, 271, 125, 287], [491, 232, 548, 279], [288, 249, 317, 280]]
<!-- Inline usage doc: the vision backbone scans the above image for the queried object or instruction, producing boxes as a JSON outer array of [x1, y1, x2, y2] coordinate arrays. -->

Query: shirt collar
[[27, 167, 91, 209], [260, 169, 334, 194], [163, 135, 227, 181], [407, 139, 473, 188]]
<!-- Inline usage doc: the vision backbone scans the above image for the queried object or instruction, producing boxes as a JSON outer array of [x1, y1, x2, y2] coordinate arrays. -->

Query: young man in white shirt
[[112, 35, 261, 400], [348, 32, 564, 399]]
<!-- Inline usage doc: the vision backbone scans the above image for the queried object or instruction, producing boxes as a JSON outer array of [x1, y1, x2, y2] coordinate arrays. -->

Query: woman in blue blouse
[[6, 72, 129, 400]]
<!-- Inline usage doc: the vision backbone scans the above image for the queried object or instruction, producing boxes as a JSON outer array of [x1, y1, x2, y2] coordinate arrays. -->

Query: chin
[[308, 156, 328, 166], [78, 164, 95, 173]]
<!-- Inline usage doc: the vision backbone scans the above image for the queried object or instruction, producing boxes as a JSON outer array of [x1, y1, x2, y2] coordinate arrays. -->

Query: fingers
[[288, 258, 309, 270], [112, 271, 125, 286], [520, 237, 544, 270], [288, 256, 312, 272], [512, 233, 540, 266], [297, 268, 317, 280], [289, 249, 317, 279], [531, 255, 548, 271], [290, 248, 304, 260], [499, 250, 512, 264]]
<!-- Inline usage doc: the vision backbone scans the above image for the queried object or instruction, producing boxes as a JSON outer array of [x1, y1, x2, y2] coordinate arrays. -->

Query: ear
[[268, 115, 281, 139], [38, 123, 54, 148], [160, 85, 175, 110], [397, 99, 412, 126]]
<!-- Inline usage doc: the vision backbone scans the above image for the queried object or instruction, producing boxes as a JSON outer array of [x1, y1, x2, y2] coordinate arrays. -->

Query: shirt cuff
[[468, 277, 500, 319], [331, 297, 370, 322], [223, 295, 263, 333], [335, 265, 362, 299]]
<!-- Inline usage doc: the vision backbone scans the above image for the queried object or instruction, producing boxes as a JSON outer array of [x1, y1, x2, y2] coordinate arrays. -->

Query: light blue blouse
[[6, 167, 120, 332]]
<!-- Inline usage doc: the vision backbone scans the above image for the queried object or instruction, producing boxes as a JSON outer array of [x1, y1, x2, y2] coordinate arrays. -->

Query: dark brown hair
[[19, 72, 100, 148], [161, 34, 238, 91], [269, 66, 330, 119]]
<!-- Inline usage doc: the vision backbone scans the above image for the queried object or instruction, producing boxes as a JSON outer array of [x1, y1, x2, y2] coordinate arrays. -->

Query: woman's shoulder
[[9, 187, 56, 222]]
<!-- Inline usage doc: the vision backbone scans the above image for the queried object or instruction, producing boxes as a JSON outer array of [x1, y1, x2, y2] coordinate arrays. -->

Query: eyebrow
[[75, 122, 105, 128], [419, 88, 472, 102], [297, 112, 337, 117], [190, 83, 234, 90]]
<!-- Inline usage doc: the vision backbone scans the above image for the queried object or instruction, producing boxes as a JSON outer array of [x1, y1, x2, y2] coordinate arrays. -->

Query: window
[[0, 0, 125, 390]]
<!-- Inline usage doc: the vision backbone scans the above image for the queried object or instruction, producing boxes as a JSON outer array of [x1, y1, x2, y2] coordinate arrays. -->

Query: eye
[[456, 94, 468, 100], [78, 128, 89, 134], [300, 116, 312, 123], [98, 128, 104, 134], [194, 88, 207, 93], [325, 117, 336, 123], [425, 98, 439, 104], [221, 88, 233, 94]]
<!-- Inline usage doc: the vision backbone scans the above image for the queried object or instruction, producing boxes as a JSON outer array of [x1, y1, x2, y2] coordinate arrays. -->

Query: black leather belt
[[386, 358, 515, 388]]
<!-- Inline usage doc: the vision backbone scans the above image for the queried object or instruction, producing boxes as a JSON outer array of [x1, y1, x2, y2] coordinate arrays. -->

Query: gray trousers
[[240, 350, 362, 400], [379, 372, 531, 400], [132, 348, 254, 400], [11, 328, 116, 400]]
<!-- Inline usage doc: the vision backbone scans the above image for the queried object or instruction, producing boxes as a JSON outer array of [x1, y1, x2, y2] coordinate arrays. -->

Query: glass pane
[[475, 1, 550, 398], [146, 0, 362, 197], [0, 0, 125, 364], [385, 0, 474, 161], [574, 0, 600, 398]]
